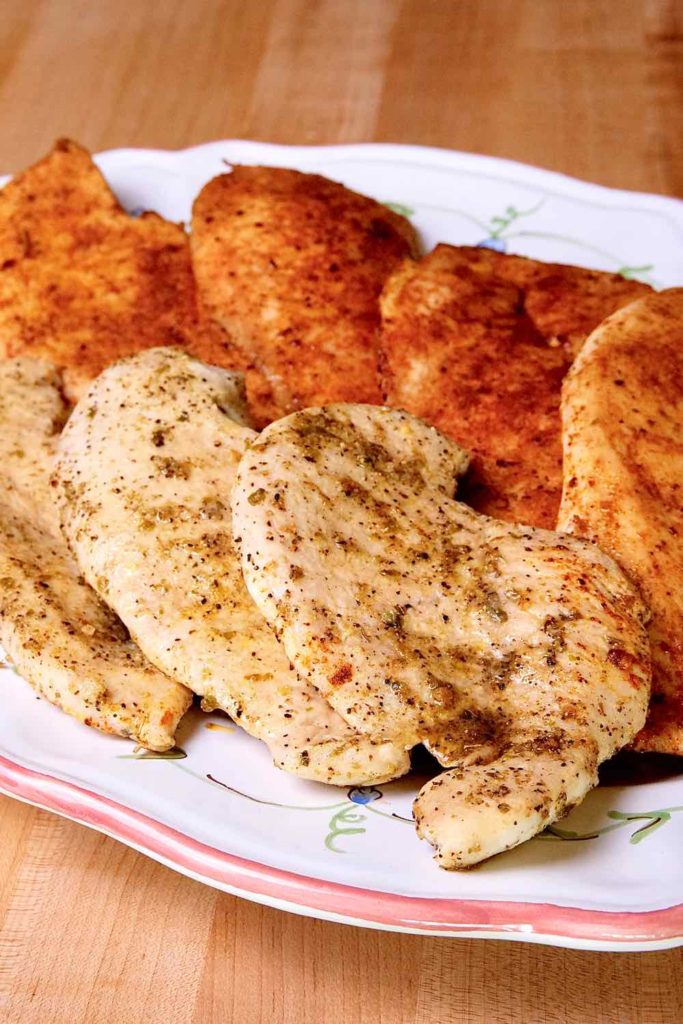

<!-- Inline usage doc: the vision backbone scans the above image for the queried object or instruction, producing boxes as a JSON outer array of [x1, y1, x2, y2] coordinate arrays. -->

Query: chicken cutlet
[[0, 357, 191, 750], [232, 404, 650, 867], [0, 138, 243, 400], [380, 244, 651, 528], [446, 245, 651, 359], [191, 165, 417, 426], [559, 289, 683, 755], [55, 348, 409, 784]]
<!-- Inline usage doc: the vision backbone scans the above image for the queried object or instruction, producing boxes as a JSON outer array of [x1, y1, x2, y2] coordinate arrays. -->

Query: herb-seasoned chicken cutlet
[[0, 357, 191, 750], [191, 165, 417, 425], [232, 404, 651, 867], [0, 139, 243, 400], [559, 289, 683, 755], [56, 348, 408, 784], [380, 244, 651, 528]]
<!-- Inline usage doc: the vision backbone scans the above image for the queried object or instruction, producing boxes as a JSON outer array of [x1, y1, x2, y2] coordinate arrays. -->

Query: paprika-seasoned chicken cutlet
[[191, 165, 417, 426], [0, 139, 243, 400], [0, 357, 191, 750], [451, 245, 651, 360], [56, 348, 409, 785], [232, 404, 651, 867], [380, 244, 651, 528], [559, 289, 683, 755]]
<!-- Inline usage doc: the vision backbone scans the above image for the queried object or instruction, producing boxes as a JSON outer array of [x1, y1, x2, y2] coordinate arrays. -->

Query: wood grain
[[0, 1, 681, 1021]]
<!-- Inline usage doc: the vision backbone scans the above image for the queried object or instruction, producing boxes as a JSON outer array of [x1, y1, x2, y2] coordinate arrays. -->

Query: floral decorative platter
[[1, 141, 683, 952]]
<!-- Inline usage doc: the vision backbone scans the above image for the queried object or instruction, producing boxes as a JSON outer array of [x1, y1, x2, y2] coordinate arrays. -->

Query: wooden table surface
[[0, 2, 682, 1022]]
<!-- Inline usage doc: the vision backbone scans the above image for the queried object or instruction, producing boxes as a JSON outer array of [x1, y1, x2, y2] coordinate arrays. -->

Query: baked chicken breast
[[0, 139, 242, 400], [233, 404, 651, 866], [55, 348, 408, 784], [559, 289, 683, 754], [446, 245, 651, 360], [0, 357, 191, 749], [191, 165, 417, 425], [380, 244, 651, 527]]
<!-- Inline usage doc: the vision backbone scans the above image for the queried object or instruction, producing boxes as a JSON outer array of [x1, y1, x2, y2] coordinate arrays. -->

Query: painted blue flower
[[477, 237, 507, 252], [348, 785, 382, 805]]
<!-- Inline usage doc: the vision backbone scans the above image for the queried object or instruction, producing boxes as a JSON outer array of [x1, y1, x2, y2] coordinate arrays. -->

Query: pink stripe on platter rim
[[0, 754, 681, 946]]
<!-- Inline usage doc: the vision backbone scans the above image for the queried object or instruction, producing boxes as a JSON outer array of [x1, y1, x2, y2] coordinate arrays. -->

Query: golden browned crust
[[0, 138, 242, 400], [380, 244, 651, 528], [190, 165, 417, 425], [441, 246, 651, 359], [559, 289, 683, 754]]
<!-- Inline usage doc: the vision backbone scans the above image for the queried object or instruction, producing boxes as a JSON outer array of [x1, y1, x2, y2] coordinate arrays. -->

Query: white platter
[[1, 141, 682, 952]]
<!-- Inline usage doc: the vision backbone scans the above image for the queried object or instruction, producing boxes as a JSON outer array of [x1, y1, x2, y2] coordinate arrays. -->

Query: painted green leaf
[[383, 201, 414, 218], [117, 745, 187, 760], [617, 264, 655, 284]]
